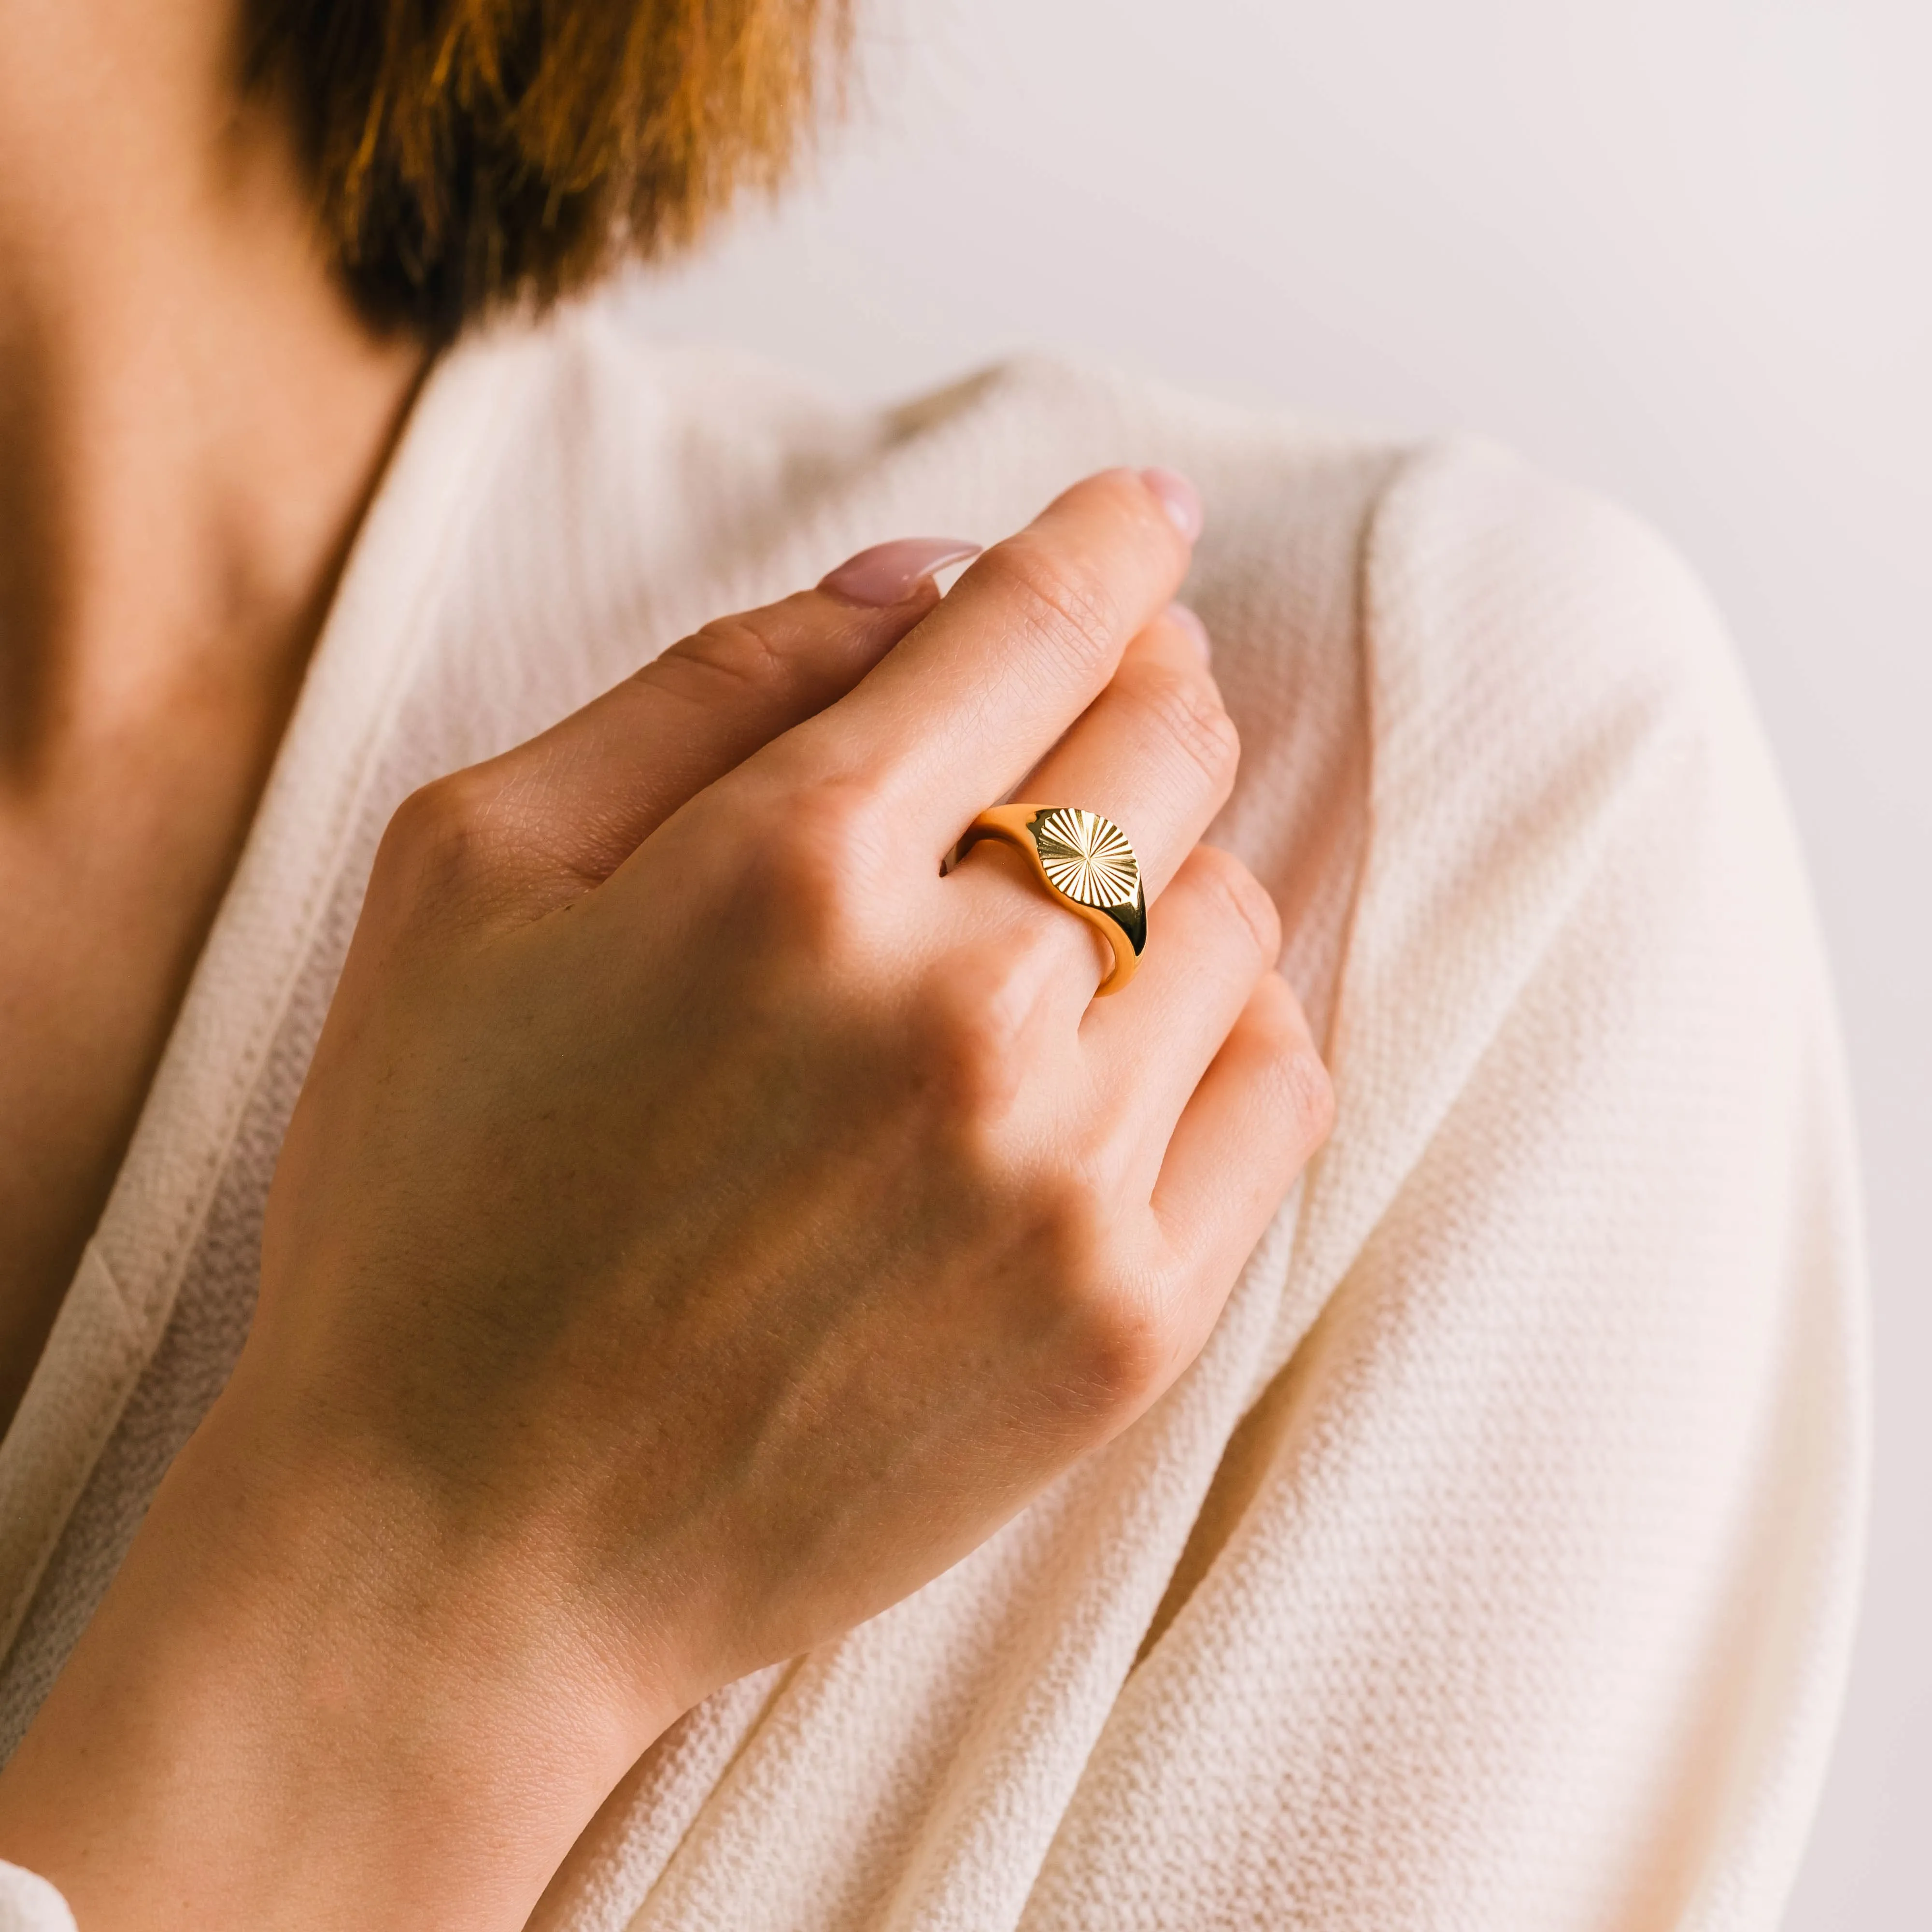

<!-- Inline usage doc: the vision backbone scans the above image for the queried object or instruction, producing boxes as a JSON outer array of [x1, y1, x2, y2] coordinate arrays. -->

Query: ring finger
[[1077, 841, 1282, 1193]]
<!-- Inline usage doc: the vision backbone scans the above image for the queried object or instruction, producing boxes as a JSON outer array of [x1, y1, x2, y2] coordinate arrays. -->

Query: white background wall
[[623, 1, 1929, 1921]]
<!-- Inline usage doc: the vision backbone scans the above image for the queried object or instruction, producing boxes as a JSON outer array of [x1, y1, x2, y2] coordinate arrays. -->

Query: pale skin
[[0, 2, 1333, 1927]]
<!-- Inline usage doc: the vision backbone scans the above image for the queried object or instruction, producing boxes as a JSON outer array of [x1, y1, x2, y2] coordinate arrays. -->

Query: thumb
[[440, 537, 980, 910]]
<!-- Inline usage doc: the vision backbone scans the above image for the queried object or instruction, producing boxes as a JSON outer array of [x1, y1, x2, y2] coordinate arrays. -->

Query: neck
[[0, 0, 424, 783], [0, 0, 426, 1432]]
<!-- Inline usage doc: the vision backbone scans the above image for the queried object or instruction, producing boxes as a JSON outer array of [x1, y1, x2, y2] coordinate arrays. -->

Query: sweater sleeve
[[1017, 440, 1868, 1930]]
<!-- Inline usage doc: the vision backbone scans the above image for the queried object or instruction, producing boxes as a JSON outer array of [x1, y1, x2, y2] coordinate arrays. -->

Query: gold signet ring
[[957, 804, 1146, 995]]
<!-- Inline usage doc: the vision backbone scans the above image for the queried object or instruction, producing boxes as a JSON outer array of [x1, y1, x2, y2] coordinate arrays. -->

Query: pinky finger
[[1152, 973, 1335, 1325]]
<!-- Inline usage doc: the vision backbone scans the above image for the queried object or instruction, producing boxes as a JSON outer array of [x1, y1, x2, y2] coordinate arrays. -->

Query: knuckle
[[380, 770, 505, 895], [735, 779, 884, 958], [971, 535, 1125, 680], [1050, 1252, 1167, 1409], [1273, 1040, 1337, 1154], [912, 951, 1032, 1122], [988, 1167, 1169, 1414], [775, 780, 883, 880], [1069, 1298, 1167, 1412], [1133, 665, 1241, 792], [1189, 845, 1282, 965], [652, 613, 791, 701], [1249, 985, 1335, 1152]]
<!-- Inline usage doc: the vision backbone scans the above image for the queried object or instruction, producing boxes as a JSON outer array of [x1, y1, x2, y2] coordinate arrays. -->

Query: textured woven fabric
[[0, 292, 1866, 1930]]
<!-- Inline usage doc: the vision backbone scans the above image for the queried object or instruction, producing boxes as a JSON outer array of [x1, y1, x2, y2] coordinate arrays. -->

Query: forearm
[[0, 1389, 672, 1932]]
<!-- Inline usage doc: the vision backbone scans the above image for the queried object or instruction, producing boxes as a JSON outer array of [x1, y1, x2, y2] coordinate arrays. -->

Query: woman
[[0, 0, 1865, 1927]]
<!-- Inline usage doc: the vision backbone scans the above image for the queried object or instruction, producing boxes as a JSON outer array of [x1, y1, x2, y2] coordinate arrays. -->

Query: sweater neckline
[[0, 321, 542, 1656]]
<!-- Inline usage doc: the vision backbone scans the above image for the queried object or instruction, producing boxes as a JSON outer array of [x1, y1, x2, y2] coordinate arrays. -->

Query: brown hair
[[247, 0, 844, 340]]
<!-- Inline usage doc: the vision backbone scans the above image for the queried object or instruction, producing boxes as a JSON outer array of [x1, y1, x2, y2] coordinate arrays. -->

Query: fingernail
[[1139, 467, 1203, 542], [819, 537, 981, 607], [1166, 601, 1211, 661]]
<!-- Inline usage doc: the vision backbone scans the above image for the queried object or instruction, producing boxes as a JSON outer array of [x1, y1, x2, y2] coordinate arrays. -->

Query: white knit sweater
[[0, 294, 1865, 1931]]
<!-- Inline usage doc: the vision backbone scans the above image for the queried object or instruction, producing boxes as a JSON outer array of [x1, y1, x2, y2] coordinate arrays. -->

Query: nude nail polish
[[1166, 601, 1211, 661], [1139, 467, 1204, 542], [819, 537, 981, 606]]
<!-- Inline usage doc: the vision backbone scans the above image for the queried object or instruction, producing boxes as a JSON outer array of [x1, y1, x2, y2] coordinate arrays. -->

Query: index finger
[[783, 468, 1202, 847]]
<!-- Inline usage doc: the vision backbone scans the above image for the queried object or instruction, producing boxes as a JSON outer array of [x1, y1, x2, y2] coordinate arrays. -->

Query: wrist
[[0, 1374, 683, 1930]]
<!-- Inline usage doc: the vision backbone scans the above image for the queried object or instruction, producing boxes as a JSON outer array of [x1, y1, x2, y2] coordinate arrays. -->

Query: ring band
[[957, 804, 1147, 995]]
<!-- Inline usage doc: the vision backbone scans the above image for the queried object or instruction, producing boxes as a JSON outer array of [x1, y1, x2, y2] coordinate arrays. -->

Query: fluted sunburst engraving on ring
[[1030, 808, 1140, 910]]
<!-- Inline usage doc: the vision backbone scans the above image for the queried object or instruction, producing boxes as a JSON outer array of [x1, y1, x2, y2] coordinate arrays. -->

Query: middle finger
[[1012, 601, 1237, 901], [783, 468, 1201, 852], [944, 603, 1239, 1003]]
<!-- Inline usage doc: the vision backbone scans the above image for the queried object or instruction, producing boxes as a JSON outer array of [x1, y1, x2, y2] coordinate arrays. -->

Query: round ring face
[[1030, 807, 1140, 910]]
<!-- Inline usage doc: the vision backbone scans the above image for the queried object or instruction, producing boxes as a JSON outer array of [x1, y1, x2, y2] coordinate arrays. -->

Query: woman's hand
[[0, 470, 1333, 1930]]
